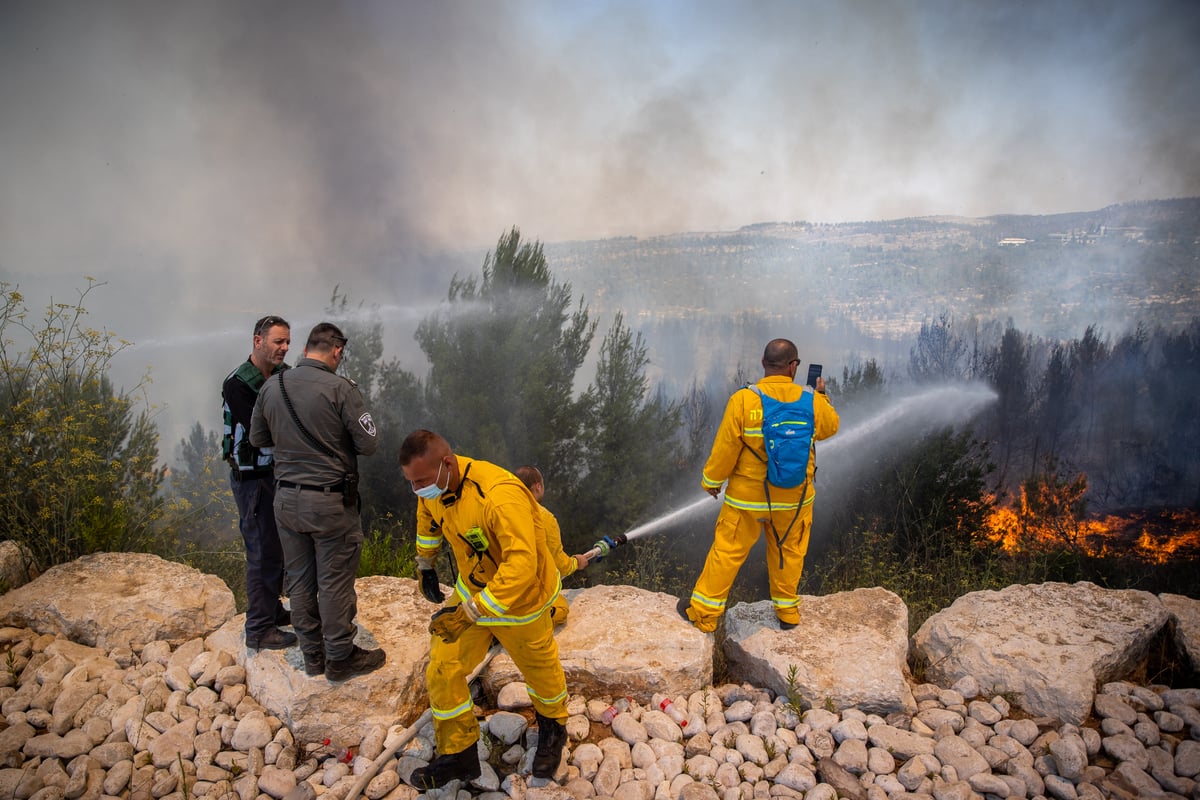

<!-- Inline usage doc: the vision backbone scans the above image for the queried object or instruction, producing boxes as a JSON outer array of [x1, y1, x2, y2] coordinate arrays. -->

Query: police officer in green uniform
[[249, 322, 385, 681], [221, 315, 297, 651]]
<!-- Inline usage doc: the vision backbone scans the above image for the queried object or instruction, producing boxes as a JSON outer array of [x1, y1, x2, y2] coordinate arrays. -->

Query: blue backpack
[[747, 385, 815, 489]]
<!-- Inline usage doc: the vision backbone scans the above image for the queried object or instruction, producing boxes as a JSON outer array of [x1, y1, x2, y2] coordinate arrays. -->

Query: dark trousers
[[274, 487, 364, 661], [231, 475, 288, 637]]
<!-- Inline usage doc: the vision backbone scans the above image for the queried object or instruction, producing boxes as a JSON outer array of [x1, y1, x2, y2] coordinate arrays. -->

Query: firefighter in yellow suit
[[514, 465, 592, 625], [399, 430, 568, 789], [681, 338, 839, 633]]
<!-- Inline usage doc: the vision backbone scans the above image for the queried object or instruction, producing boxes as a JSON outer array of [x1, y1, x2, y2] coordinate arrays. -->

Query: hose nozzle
[[582, 533, 628, 563]]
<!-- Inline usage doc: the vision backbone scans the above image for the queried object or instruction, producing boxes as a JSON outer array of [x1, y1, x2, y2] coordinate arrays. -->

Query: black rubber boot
[[676, 596, 692, 623], [531, 712, 567, 780], [302, 651, 325, 676], [324, 645, 385, 682], [409, 747, 481, 790]]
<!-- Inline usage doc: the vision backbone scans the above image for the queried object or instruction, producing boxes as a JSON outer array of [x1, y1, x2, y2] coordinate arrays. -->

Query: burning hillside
[[985, 490, 1200, 565]]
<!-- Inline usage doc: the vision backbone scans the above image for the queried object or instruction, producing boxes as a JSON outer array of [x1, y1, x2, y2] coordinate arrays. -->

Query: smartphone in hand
[[805, 363, 822, 388]]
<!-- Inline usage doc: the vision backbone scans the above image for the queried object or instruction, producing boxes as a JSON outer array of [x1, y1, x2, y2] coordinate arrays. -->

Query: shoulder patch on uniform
[[358, 412, 377, 437]]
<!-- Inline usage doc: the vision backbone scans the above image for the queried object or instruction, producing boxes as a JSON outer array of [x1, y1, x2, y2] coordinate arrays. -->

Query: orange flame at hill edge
[[984, 489, 1200, 565]]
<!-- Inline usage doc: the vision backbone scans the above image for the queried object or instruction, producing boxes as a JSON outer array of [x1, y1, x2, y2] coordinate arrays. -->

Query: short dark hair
[[399, 429, 450, 466], [306, 322, 348, 352], [514, 465, 542, 489], [254, 315, 290, 337], [762, 338, 799, 369]]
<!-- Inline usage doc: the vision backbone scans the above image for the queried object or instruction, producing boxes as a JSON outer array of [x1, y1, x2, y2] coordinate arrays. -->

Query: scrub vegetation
[[0, 281, 168, 567], [2, 223, 1198, 635]]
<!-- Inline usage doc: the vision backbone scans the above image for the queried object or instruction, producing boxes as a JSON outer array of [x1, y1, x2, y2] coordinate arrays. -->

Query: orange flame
[[985, 488, 1200, 564]]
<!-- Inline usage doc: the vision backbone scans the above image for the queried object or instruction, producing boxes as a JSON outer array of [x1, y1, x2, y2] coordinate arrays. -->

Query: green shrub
[[0, 282, 167, 569], [358, 515, 417, 578]]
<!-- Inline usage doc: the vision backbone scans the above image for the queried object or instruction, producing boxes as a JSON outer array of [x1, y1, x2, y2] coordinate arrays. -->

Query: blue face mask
[[413, 461, 447, 500]]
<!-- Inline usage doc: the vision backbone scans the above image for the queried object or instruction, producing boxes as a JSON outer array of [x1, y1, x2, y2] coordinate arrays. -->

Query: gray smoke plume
[[1, 0, 1196, 447]]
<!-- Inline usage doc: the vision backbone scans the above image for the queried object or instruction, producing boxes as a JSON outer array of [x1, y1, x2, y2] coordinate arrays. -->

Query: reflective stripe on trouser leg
[[491, 608, 568, 720], [689, 504, 761, 631], [427, 623, 494, 755], [764, 501, 813, 625]]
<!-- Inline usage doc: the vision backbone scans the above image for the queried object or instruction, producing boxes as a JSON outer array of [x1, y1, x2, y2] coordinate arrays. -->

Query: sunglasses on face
[[255, 316, 288, 337]]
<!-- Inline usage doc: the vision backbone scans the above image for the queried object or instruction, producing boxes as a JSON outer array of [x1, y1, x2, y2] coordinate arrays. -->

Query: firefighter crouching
[[399, 429, 569, 789]]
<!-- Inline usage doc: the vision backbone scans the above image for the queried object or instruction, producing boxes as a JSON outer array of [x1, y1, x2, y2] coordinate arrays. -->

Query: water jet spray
[[581, 382, 998, 556]]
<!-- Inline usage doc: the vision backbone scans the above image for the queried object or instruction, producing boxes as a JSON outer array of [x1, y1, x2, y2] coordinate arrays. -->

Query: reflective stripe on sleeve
[[416, 532, 444, 549]]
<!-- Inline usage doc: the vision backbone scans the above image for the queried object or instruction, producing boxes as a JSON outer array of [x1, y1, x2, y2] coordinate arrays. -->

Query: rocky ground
[[1, 626, 1198, 800]]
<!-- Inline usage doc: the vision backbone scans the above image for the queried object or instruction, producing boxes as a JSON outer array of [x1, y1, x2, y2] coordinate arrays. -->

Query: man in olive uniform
[[221, 315, 296, 651], [400, 430, 569, 789], [249, 322, 384, 681]]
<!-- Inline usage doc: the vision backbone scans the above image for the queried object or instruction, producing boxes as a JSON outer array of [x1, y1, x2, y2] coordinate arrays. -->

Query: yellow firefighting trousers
[[427, 607, 568, 755], [686, 500, 812, 632]]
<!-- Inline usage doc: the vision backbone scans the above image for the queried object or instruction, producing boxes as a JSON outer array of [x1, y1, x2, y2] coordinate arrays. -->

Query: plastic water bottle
[[322, 738, 354, 763], [601, 697, 631, 724], [652, 693, 688, 728]]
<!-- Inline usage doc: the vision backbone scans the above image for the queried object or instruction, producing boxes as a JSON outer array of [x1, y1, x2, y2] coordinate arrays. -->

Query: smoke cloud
[[1, 0, 1196, 447]]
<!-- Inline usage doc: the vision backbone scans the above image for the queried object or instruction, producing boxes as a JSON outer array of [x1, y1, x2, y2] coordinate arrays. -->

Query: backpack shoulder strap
[[740, 384, 767, 464]]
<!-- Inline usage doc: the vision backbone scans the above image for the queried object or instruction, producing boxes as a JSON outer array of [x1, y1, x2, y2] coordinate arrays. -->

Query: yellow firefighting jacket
[[415, 455, 560, 624], [538, 504, 579, 579], [701, 375, 840, 513]]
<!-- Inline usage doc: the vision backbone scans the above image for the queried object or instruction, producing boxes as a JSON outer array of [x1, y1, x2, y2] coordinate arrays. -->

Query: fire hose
[[579, 533, 628, 563], [345, 643, 502, 800], [346, 534, 629, 798]]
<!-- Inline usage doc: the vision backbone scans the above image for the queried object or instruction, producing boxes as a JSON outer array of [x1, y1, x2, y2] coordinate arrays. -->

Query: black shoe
[[531, 712, 567, 780], [277, 609, 292, 627], [779, 619, 798, 631], [303, 652, 326, 676], [325, 645, 385, 682], [247, 627, 297, 650], [409, 747, 481, 790], [676, 596, 692, 624]]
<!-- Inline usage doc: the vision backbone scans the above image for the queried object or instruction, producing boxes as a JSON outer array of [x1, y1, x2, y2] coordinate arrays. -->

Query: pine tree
[[566, 313, 685, 549], [415, 227, 595, 490]]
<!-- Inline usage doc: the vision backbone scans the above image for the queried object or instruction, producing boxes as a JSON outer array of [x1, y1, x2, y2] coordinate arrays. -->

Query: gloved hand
[[429, 598, 480, 643], [419, 569, 444, 603]]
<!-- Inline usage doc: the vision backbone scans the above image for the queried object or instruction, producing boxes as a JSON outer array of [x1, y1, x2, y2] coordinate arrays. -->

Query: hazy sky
[[2, 0, 1198, 450]]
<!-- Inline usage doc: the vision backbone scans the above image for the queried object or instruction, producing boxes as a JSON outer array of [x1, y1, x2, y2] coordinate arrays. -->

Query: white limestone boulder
[[481, 585, 713, 702], [207, 575, 433, 745], [0, 541, 39, 593], [0, 552, 235, 648], [721, 587, 917, 715], [1160, 593, 1200, 673], [911, 581, 1169, 724]]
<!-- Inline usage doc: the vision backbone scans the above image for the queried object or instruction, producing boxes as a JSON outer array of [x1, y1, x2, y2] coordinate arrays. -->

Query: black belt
[[277, 480, 345, 493], [231, 469, 272, 483]]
